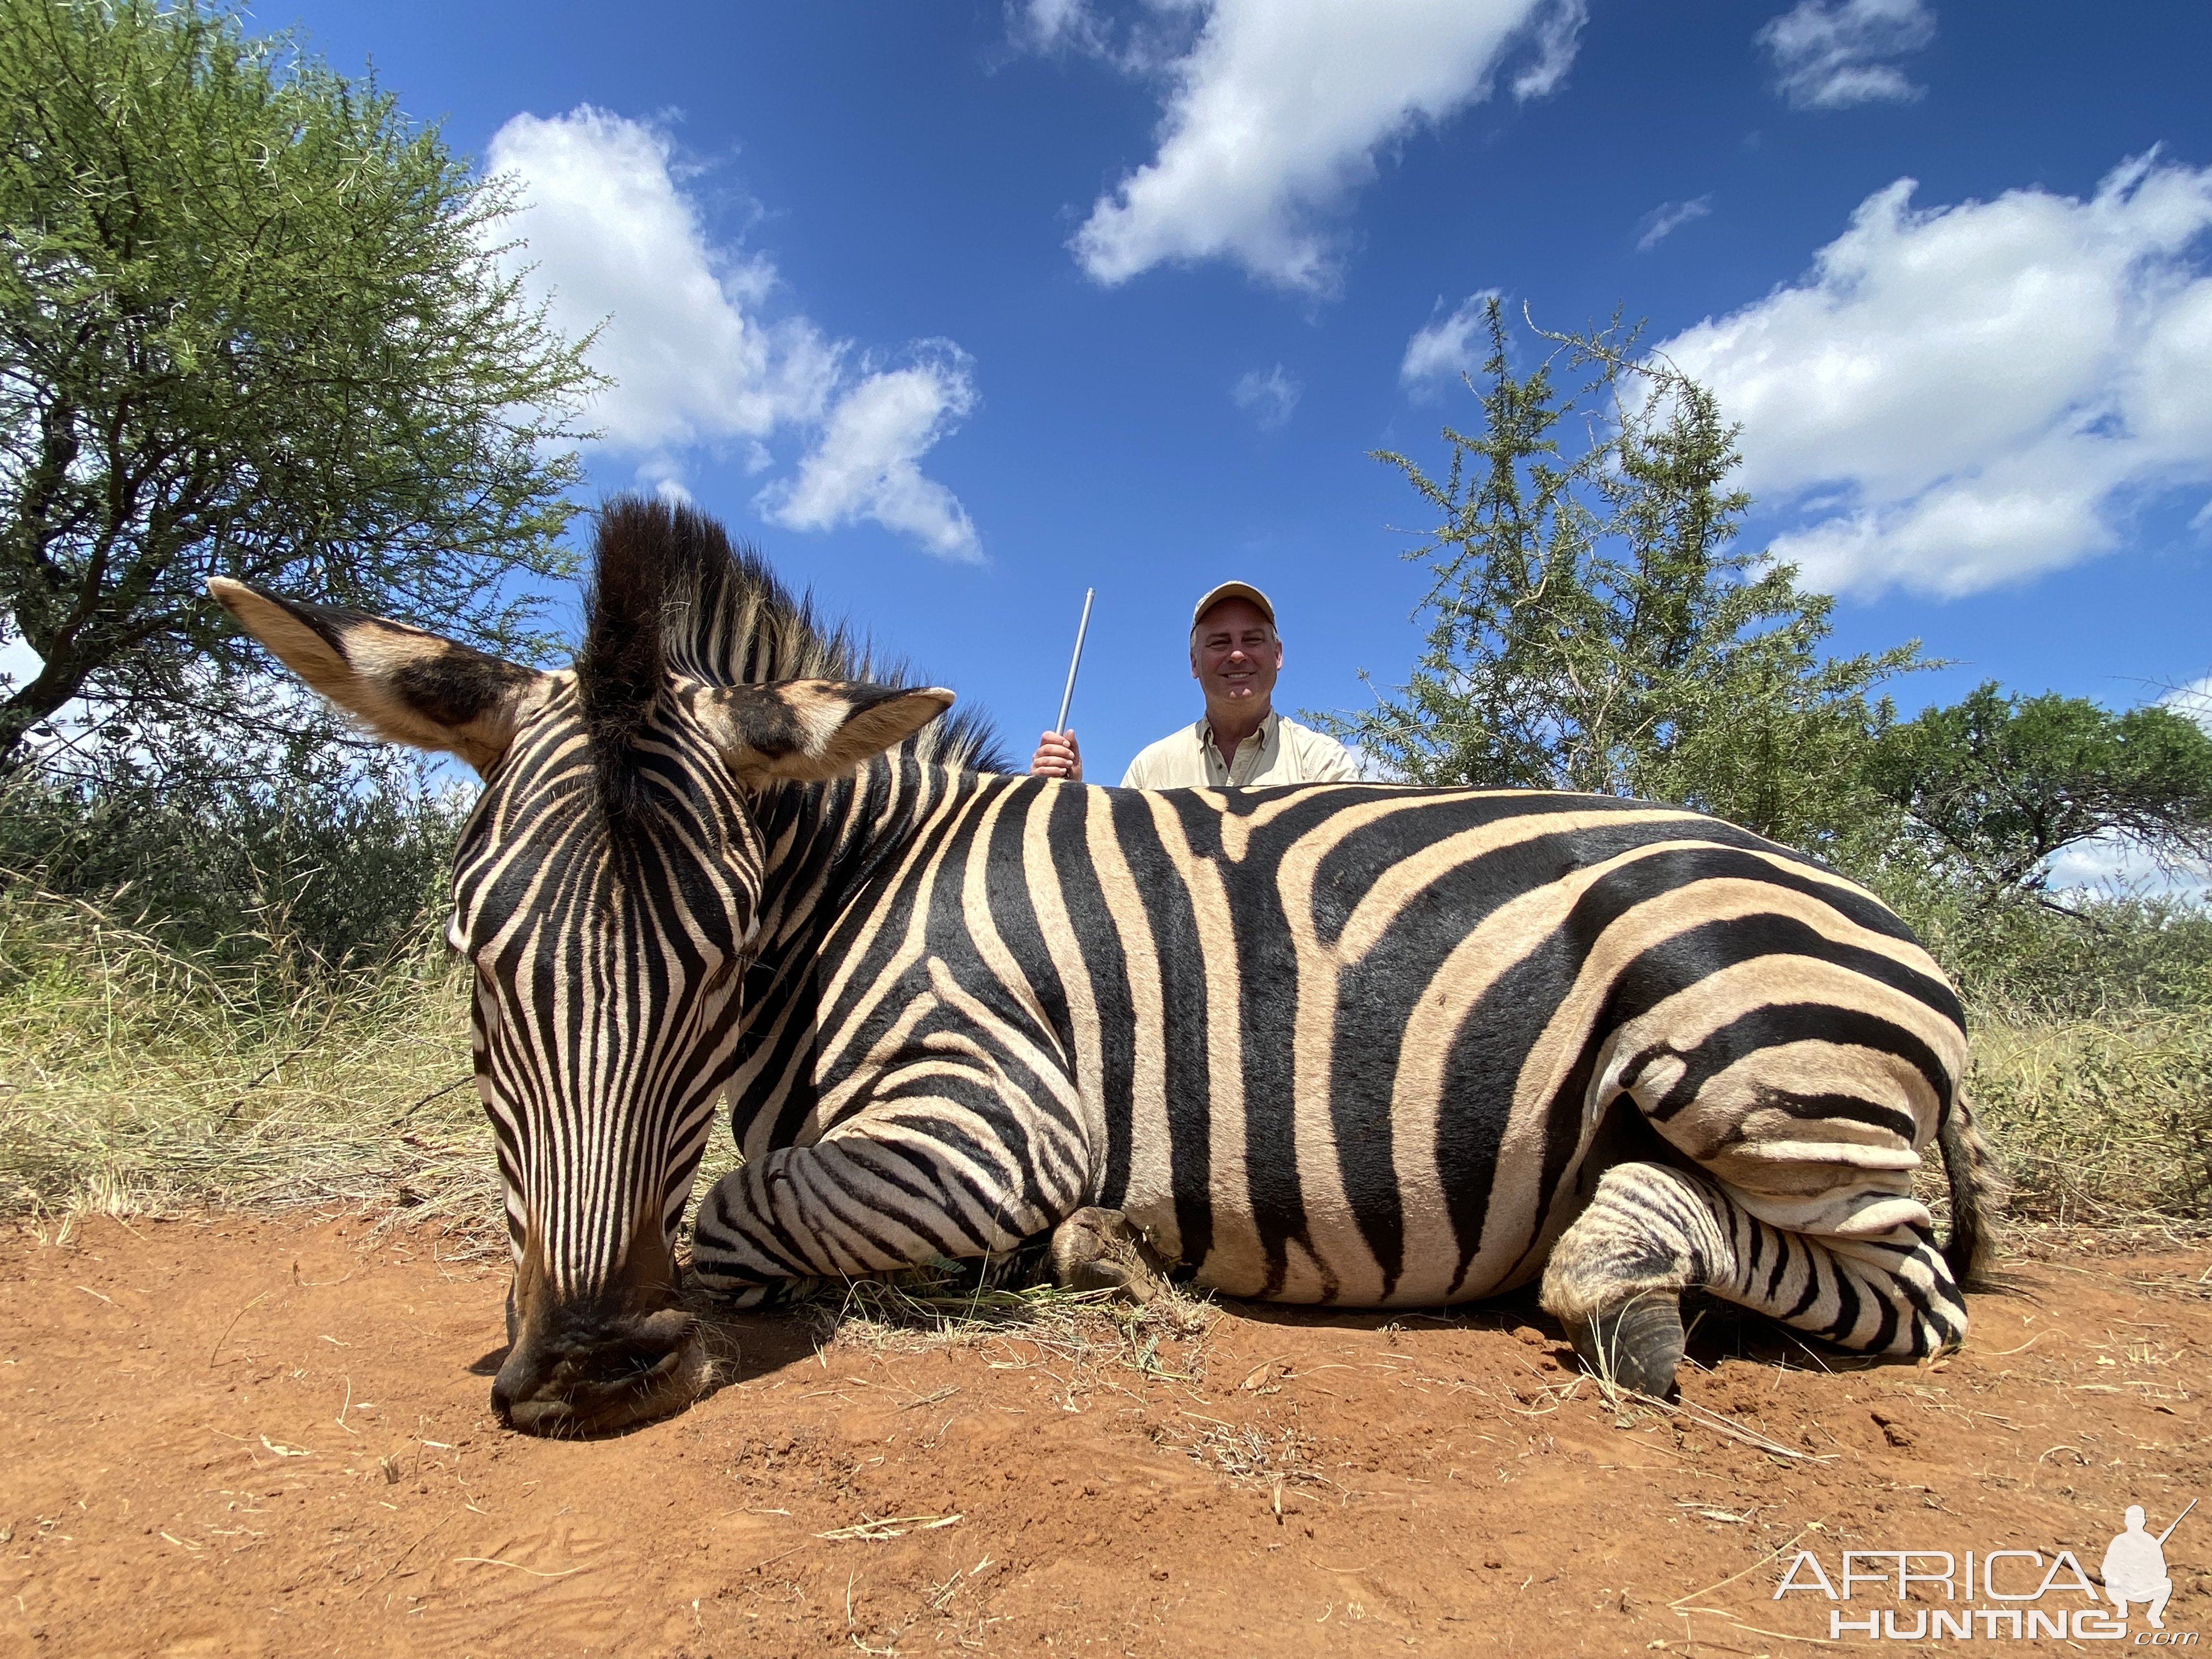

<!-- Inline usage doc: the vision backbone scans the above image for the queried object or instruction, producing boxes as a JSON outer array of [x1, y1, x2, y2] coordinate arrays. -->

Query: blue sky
[[256, 1, 2209, 829]]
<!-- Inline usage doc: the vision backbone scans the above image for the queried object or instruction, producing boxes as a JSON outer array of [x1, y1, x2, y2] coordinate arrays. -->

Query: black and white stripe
[[449, 669, 759, 1305], [215, 496, 1999, 1427], [693, 774, 1993, 1360]]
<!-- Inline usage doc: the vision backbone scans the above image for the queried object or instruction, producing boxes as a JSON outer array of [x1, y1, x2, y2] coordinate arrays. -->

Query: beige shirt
[[1120, 710, 1363, 789]]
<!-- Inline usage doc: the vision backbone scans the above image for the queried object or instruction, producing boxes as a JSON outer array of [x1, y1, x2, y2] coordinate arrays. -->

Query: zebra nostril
[[489, 1311, 702, 1435], [631, 1308, 695, 1350], [577, 1312, 696, 1389], [488, 1355, 531, 1425]]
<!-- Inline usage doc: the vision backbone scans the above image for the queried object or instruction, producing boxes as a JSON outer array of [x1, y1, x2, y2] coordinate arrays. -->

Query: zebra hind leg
[[1541, 1163, 1725, 1397], [1541, 1161, 1971, 1398]]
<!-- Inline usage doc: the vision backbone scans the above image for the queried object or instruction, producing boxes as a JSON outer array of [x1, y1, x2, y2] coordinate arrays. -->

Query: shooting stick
[[1054, 588, 1095, 735]]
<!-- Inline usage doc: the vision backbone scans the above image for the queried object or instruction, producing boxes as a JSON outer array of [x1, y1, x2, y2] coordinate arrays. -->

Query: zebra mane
[[576, 496, 1005, 814]]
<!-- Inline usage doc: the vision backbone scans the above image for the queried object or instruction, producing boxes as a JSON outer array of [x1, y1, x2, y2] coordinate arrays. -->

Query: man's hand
[[1030, 729, 1084, 781]]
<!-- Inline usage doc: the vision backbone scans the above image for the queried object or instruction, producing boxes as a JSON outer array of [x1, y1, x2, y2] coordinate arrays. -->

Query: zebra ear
[[206, 578, 548, 774], [696, 679, 954, 788]]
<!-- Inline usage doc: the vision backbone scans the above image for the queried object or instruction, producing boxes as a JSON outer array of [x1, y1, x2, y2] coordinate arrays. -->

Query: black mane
[[574, 496, 1006, 815]]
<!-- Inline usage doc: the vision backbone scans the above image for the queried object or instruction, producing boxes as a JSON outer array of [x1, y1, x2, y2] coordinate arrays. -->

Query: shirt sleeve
[[1299, 727, 1365, 783]]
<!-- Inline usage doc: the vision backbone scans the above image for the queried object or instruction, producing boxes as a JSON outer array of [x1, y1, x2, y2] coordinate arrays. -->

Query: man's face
[[1189, 597, 1282, 712]]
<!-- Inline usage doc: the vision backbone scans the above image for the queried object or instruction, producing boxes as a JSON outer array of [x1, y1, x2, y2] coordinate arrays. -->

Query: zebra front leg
[[1541, 1161, 1970, 1397], [689, 1108, 1079, 1297]]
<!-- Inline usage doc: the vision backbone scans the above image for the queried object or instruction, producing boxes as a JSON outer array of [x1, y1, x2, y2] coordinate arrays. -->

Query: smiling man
[[1029, 580, 1362, 788]]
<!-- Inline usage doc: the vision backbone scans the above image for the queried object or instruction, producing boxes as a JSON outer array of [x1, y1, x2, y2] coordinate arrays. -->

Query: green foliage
[[0, 726, 465, 977], [1865, 681, 2212, 902], [0, 0, 601, 768], [1323, 301, 1921, 851]]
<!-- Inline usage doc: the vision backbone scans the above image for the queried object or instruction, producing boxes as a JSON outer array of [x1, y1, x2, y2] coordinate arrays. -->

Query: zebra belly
[[1172, 1198, 1538, 1307], [1107, 1099, 1565, 1310]]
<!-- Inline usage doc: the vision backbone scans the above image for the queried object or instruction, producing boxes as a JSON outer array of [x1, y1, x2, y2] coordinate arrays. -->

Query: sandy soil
[[2, 1213, 2208, 1657]]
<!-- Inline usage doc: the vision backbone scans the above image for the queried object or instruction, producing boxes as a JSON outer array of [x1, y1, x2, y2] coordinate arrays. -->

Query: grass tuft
[[786, 1258, 1219, 1394], [0, 879, 490, 1231]]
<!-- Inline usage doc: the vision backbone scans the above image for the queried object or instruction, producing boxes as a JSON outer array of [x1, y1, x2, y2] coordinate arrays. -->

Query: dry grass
[[0, 883, 492, 1228], [1970, 1009, 2212, 1226], [794, 1260, 1221, 1397], [1173, 1419, 1333, 1493]]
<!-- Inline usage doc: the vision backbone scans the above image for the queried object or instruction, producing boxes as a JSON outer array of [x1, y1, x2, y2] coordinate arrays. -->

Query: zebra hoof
[[1047, 1207, 1170, 1306], [1568, 1292, 1686, 1400]]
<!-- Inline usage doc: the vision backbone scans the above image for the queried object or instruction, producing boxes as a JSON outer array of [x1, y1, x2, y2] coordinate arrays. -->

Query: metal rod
[[1053, 587, 1095, 735]]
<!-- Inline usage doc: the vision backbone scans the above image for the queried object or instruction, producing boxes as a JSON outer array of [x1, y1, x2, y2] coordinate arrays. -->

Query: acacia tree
[[1322, 301, 1921, 853], [0, 0, 601, 771], [1866, 684, 2212, 905]]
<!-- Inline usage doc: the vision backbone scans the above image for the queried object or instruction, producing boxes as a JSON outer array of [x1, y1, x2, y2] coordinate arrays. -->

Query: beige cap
[[1190, 580, 1276, 631]]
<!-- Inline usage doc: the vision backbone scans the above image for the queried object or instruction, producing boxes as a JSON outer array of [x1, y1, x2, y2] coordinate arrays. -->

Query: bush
[[0, 743, 465, 979]]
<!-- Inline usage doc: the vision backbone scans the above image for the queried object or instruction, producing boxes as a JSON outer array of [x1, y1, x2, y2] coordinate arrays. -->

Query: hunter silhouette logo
[[1773, 1498, 2198, 1642], [2104, 1500, 2194, 1629]]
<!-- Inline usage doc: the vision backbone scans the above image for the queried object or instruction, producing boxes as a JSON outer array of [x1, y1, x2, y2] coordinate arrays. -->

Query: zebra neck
[[726, 759, 1008, 1150]]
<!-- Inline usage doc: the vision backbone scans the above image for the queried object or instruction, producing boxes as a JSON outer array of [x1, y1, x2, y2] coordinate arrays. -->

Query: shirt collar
[[1199, 707, 1278, 752]]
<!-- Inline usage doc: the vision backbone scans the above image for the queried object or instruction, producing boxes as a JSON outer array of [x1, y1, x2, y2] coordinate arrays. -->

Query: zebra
[[209, 496, 2000, 1436]]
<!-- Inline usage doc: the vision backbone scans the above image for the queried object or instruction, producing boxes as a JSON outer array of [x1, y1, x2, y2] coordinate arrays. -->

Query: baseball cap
[[1190, 580, 1276, 631]]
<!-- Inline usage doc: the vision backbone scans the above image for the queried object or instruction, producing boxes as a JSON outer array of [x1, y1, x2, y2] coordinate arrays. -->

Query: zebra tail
[[1937, 1089, 2008, 1289]]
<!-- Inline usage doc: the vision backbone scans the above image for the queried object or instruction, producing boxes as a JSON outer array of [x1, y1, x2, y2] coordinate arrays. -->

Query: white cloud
[[487, 106, 980, 556], [1009, 0, 1107, 57], [2165, 673, 2212, 735], [1507, 0, 1585, 100], [488, 109, 838, 455], [1070, 0, 1585, 294], [1636, 195, 1713, 252], [1400, 292, 1500, 392], [2045, 833, 2207, 897], [758, 347, 983, 561], [633, 457, 695, 506], [1651, 153, 2212, 599], [1005, 0, 1203, 76], [1231, 364, 1301, 431], [1756, 0, 1935, 111]]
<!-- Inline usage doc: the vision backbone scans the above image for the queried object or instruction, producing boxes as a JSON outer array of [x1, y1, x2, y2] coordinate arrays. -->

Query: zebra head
[[208, 500, 953, 1435]]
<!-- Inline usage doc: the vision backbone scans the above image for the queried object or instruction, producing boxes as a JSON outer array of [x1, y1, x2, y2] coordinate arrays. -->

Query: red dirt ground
[[3, 1213, 2208, 1657]]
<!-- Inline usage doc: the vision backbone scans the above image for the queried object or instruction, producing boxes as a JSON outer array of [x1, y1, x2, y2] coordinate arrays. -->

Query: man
[[1029, 580, 1361, 787], [2102, 1505, 2175, 1628]]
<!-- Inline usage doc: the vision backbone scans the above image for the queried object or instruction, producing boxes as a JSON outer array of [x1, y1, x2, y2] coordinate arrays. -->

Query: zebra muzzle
[[491, 1305, 704, 1436], [493, 1216, 707, 1436]]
